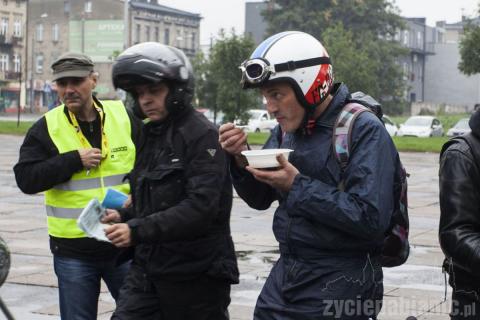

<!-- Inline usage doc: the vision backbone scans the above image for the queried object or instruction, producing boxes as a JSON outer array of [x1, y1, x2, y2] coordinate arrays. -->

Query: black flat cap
[[51, 52, 94, 81]]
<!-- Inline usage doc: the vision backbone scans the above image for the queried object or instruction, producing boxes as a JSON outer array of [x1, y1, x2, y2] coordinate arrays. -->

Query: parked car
[[237, 109, 277, 133], [382, 115, 398, 137], [397, 116, 444, 138], [447, 118, 471, 137]]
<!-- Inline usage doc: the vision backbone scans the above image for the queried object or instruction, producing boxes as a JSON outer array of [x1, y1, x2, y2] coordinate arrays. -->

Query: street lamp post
[[29, 13, 47, 113], [81, 14, 85, 53], [123, 0, 129, 49], [29, 33, 34, 113]]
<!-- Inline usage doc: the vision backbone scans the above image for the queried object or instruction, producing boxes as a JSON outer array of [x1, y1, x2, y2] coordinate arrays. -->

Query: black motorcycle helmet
[[112, 42, 194, 119]]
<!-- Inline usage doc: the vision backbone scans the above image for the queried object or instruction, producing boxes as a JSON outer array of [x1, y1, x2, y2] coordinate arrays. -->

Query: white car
[[397, 116, 444, 138], [382, 115, 398, 137], [447, 118, 471, 137], [237, 109, 277, 133]]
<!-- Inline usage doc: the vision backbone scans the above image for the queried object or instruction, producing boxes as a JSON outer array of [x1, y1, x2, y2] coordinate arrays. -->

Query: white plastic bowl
[[241, 149, 293, 169]]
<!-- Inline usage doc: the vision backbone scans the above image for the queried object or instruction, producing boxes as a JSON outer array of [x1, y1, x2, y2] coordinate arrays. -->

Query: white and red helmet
[[240, 31, 334, 110]]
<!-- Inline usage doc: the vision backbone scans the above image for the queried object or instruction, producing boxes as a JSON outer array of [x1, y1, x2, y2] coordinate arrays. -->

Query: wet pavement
[[0, 133, 453, 319]]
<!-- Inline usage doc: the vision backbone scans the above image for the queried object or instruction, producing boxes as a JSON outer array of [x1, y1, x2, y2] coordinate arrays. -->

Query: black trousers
[[450, 291, 480, 319], [112, 266, 231, 320]]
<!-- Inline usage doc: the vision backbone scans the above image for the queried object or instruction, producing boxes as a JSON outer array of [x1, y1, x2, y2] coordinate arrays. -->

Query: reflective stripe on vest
[[44, 101, 135, 238], [52, 173, 126, 191], [46, 206, 82, 219]]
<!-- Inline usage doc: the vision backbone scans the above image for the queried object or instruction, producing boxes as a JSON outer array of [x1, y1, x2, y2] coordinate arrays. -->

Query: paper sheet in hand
[[77, 198, 110, 242], [102, 188, 128, 209]]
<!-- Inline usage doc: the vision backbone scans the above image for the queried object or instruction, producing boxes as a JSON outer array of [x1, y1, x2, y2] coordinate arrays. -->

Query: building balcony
[[0, 71, 22, 81], [0, 34, 10, 43], [0, 34, 24, 47]]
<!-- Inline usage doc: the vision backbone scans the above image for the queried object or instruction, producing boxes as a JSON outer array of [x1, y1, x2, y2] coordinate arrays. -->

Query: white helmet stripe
[[250, 31, 301, 59]]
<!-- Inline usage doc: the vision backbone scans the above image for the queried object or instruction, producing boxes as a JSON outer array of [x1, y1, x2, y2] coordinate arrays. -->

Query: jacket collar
[[314, 83, 350, 128]]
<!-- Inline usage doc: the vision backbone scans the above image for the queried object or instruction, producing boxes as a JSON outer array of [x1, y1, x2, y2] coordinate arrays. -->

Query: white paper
[[77, 198, 111, 242]]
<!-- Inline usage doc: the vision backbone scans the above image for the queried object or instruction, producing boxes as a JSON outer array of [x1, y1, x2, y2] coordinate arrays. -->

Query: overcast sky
[[157, 0, 479, 45]]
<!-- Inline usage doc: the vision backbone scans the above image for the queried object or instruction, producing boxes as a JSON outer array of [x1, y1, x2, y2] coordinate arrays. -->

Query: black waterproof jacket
[[119, 106, 239, 284], [439, 109, 480, 295]]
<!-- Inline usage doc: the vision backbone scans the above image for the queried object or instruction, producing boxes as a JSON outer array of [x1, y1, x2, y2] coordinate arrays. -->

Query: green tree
[[264, 0, 403, 39], [195, 30, 260, 122], [459, 24, 480, 75], [262, 0, 407, 114], [192, 50, 216, 111], [321, 23, 377, 94]]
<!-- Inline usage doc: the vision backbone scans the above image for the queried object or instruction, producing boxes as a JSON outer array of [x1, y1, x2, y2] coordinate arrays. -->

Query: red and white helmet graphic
[[240, 31, 334, 109]]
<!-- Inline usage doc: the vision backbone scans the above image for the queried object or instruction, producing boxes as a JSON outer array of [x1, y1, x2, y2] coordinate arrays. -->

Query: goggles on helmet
[[240, 56, 331, 88]]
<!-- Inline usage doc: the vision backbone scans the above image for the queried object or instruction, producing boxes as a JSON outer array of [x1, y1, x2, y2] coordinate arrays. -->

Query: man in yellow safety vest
[[14, 52, 142, 320]]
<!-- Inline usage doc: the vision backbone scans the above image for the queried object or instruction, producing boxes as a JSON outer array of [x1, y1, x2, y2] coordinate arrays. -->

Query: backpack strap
[[333, 102, 373, 170]]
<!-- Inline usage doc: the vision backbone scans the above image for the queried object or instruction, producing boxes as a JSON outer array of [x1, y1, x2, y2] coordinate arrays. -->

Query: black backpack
[[333, 92, 410, 267]]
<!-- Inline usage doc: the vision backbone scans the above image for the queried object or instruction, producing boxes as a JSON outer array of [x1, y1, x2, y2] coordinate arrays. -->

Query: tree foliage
[[193, 30, 260, 123], [262, 0, 408, 114], [458, 24, 480, 76]]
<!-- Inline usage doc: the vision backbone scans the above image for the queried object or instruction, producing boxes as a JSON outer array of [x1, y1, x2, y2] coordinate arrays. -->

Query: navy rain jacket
[[231, 84, 398, 319]]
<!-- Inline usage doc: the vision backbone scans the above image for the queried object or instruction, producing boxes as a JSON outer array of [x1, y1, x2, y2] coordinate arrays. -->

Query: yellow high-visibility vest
[[44, 101, 136, 238]]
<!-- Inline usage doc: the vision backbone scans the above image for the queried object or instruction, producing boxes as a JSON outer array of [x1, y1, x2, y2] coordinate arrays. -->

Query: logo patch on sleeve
[[207, 148, 217, 157]]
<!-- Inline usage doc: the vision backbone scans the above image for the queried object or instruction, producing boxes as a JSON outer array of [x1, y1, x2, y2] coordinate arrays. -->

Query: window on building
[[417, 31, 422, 47], [84, 1, 92, 13], [0, 17, 8, 35], [35, 54, 43, 73], [437, 31, 444, 43], [13, 54, 20, 72], [403, 62, 408, 80], [52, 24, 59, 42], [177, 29, 183, 47], [0, 54, 8, 71], [403, 30, 409, 45], [13, 19, 21, 37], [394, 29, 400, 41], [36, 24, 43, 41], [191, 32, 196, 49], [64, 0, 70, 14], [145, 26, 150, 41], [410, 92, 416, 103], [155, 27, 159, 42], [164, 28, 170, 44], [135, 24, 141, 43]]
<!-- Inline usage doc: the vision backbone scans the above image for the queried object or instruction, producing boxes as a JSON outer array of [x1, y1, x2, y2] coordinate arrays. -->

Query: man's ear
[[90, 72, 98, 89]]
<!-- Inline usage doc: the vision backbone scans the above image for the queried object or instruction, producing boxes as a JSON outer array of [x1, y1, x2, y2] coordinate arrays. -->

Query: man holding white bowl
[[219, 31, 399, 320]]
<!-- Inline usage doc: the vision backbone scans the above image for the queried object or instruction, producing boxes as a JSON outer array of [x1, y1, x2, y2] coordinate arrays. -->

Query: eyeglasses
[[239, 56, 331, 88]]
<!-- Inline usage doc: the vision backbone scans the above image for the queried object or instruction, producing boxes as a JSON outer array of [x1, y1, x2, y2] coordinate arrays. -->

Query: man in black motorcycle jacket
[[102, 42, 239, 320], [439, 108, 480, 319]]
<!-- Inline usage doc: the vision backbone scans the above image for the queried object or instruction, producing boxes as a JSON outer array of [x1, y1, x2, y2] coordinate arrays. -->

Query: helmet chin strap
[[300, 106, 318, 136], [299, 92, 334, 135]]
